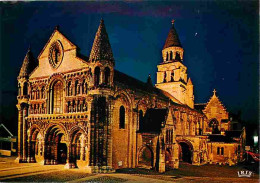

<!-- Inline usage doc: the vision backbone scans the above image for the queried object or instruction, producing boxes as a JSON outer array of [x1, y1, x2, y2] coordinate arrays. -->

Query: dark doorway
[[179, 142, 192, 164], [57, 143, 67, 164], [138, 146, 153, 168], [44, 126, 66, 165]]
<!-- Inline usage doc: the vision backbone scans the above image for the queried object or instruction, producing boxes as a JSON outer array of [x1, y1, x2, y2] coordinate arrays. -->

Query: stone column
[[40, 140, 45, 165], [132, 109, 138, 168], [80, 140, 85, 161], [27, 140, 31, 162], [54, 140, 58, 165], [158, 148, 166, 173], [107, 98, 113, 169], [22, 107, 28, 162], [16, 105, 23, 162], [65, 142, 72, 169], [75, 100, 78, 113], [100, 69, 104, 85]]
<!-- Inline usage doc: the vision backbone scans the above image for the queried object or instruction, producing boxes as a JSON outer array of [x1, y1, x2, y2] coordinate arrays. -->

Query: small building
[[0, 124, 17, 156]]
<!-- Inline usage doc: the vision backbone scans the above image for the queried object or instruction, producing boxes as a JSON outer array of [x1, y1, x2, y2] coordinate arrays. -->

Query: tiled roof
[[194, 103, 206, 111], [163, 23, 182, 49], [89, 19, 114, 62], [114, 70, 169, 100], [18, 48, 37, 78]]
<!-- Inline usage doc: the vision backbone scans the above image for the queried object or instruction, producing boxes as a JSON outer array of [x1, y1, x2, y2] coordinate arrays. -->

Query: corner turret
[[18, 47, 37, 79], [16, 47, 37, 163], [89, 19, 114, 91]]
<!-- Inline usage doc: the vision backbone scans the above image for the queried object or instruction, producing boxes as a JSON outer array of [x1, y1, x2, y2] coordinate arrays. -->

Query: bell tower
[[155, 20, 194, 108]]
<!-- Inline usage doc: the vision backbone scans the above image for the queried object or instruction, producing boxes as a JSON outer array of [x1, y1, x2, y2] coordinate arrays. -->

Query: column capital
[[16, 104, 22, 110]]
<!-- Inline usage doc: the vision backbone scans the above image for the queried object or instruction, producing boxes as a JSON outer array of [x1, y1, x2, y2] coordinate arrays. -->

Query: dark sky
[[0, 1, 258, 133]]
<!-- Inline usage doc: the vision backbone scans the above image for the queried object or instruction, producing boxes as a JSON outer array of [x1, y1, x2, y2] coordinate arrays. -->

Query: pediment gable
[[203, 94, 228, 116], [38, 29, 77, 60], [166, 109, 174, 126], [30, 28, 89, 79]]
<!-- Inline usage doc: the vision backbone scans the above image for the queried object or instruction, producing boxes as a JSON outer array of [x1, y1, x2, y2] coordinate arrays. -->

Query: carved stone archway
[[177, 139, 193, 164], [138, 145, 154, 169]]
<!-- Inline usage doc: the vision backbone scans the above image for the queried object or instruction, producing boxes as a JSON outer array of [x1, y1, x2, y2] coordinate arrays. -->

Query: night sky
[[0, 1, 258, 134]]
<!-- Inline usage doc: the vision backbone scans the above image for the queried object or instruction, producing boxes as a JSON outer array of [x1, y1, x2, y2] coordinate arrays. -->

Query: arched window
[[175, 52, 181, 61], [139, 110, 143, 130], [221, 147, 224, 155], [52, 80, 63, 114], [36, 89, 39, 99], [23, 82, 28, 96], [209, 119, 220, 134], [119, 106, 125, 129], [163, 72, 167, 83], [170, 51, 173, 60], [41, 86, 45, 99], [18, 83, 21, 96], [171, 70, 174, 82], [104, 67, 110, 85], [166, 52, 169, 61], [217, 147, 220, 155], [82, 80, 87, 94], [75, 80, 79, 95], [67, 81, 71, 96], [94, 67, 100, 87]]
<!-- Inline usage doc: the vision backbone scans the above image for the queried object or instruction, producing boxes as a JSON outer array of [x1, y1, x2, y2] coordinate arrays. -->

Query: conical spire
[[89, 19, 114, 62], [187, 78, 193, 85], [18, 48, 37, 78], [163, 20, 182, 49]]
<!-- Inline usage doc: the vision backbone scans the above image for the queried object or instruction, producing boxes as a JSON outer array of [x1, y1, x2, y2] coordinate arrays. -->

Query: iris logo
[[237, 170, 253, 178]]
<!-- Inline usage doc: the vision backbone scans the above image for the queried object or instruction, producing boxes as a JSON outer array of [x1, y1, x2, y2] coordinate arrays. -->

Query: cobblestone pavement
[[0, 157, 259, 182]]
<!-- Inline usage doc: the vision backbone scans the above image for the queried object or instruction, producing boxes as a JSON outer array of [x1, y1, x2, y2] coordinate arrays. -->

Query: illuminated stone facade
[[16, 20, 244, 173]]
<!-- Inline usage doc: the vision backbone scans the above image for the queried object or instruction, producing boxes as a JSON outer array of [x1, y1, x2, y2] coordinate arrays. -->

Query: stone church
[[16, 19, 245, 172]]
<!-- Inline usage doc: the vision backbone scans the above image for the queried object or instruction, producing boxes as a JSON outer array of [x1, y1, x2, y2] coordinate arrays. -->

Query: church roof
[[114, 70, 200, 114], [194, 103, 206, 111], [163, 21, 182, 49], [114, 70, 169, 100], [89, 19, 114, 62], [18, 48, 37, 78]]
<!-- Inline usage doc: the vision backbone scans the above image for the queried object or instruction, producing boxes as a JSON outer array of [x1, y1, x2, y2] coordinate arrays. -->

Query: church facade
[[16, 19, 245, 173]]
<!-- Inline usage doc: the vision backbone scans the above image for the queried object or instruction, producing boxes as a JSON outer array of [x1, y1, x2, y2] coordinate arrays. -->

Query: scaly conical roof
[[18, 48, 37, 78], [89, 19, 114, 62], [163, 20, 182, 49]]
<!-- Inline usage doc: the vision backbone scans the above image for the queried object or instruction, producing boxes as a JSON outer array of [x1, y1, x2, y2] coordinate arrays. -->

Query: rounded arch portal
[[178, 140, 193, 164], [69, 127, 88, 167], [138, 145, 154, 169], [44, 125, 68, 165], [28, 125, 43, 163]]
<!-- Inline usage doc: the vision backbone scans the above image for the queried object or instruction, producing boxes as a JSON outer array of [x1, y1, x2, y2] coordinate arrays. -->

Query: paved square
[[0, 157, 258, 182]]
